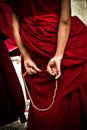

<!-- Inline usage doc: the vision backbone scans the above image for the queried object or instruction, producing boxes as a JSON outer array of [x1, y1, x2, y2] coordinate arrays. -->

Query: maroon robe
[[9, 0, 87, 130], [0, 0, 18, 52], [0, 32, 25, 125], [0, 2, 25, 125]]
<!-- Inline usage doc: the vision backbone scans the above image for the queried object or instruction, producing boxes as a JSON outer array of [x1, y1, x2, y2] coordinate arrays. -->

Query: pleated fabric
[[9, 0, 87, 129]]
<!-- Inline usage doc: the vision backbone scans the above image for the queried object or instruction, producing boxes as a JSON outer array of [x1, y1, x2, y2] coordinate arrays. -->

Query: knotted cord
[[22, 71, 58, 112]]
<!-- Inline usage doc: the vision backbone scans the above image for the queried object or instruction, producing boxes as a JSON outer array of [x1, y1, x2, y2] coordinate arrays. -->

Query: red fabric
[[0, 37, 25, 125], [0, 1, 18, 52], [9, 0, 87, 130]]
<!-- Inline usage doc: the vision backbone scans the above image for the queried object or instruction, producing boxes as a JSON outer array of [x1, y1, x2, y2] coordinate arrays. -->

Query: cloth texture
[[0, 33, 25, 125], [9, 0, 87, 130], [0, 0, 18, 52]]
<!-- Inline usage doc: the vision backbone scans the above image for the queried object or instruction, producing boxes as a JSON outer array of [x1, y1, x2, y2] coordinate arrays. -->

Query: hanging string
[[22, 71, 58, 112]]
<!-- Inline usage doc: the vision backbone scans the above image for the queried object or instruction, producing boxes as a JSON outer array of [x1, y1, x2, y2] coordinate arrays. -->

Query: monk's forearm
[[12, 13, 30, 59], [13, 30, 30, 59], [55, 19, 71, 59]]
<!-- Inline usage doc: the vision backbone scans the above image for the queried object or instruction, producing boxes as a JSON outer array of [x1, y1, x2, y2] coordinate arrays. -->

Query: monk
[[0, 1, 25, 125], [9, 0, 87, 129]]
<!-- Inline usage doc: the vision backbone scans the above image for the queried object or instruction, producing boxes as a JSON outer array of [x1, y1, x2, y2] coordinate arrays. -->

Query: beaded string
[[22, 71, 58, 112]]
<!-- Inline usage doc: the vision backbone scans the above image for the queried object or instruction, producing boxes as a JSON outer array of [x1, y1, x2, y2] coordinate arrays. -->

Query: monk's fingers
[[47, 68, 57, 76], [55, 71, 61, 79], [26, 67, 37, 75], [30, 67, 38, 74]]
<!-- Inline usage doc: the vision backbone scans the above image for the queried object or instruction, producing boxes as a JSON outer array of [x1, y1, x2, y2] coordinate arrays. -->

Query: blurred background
[[72, 0, 87, 24]]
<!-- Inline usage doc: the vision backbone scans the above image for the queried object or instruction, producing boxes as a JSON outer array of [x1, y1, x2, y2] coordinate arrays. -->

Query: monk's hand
[[47, 56, 62, 79], [24, 57, 41, 75]]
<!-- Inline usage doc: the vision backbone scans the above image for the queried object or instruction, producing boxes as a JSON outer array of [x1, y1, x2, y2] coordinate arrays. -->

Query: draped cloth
[[0, 0, 18, 52], [0, 32, 25, 125], [0, 1, 25, 125], [9, 0, 87, 129]]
